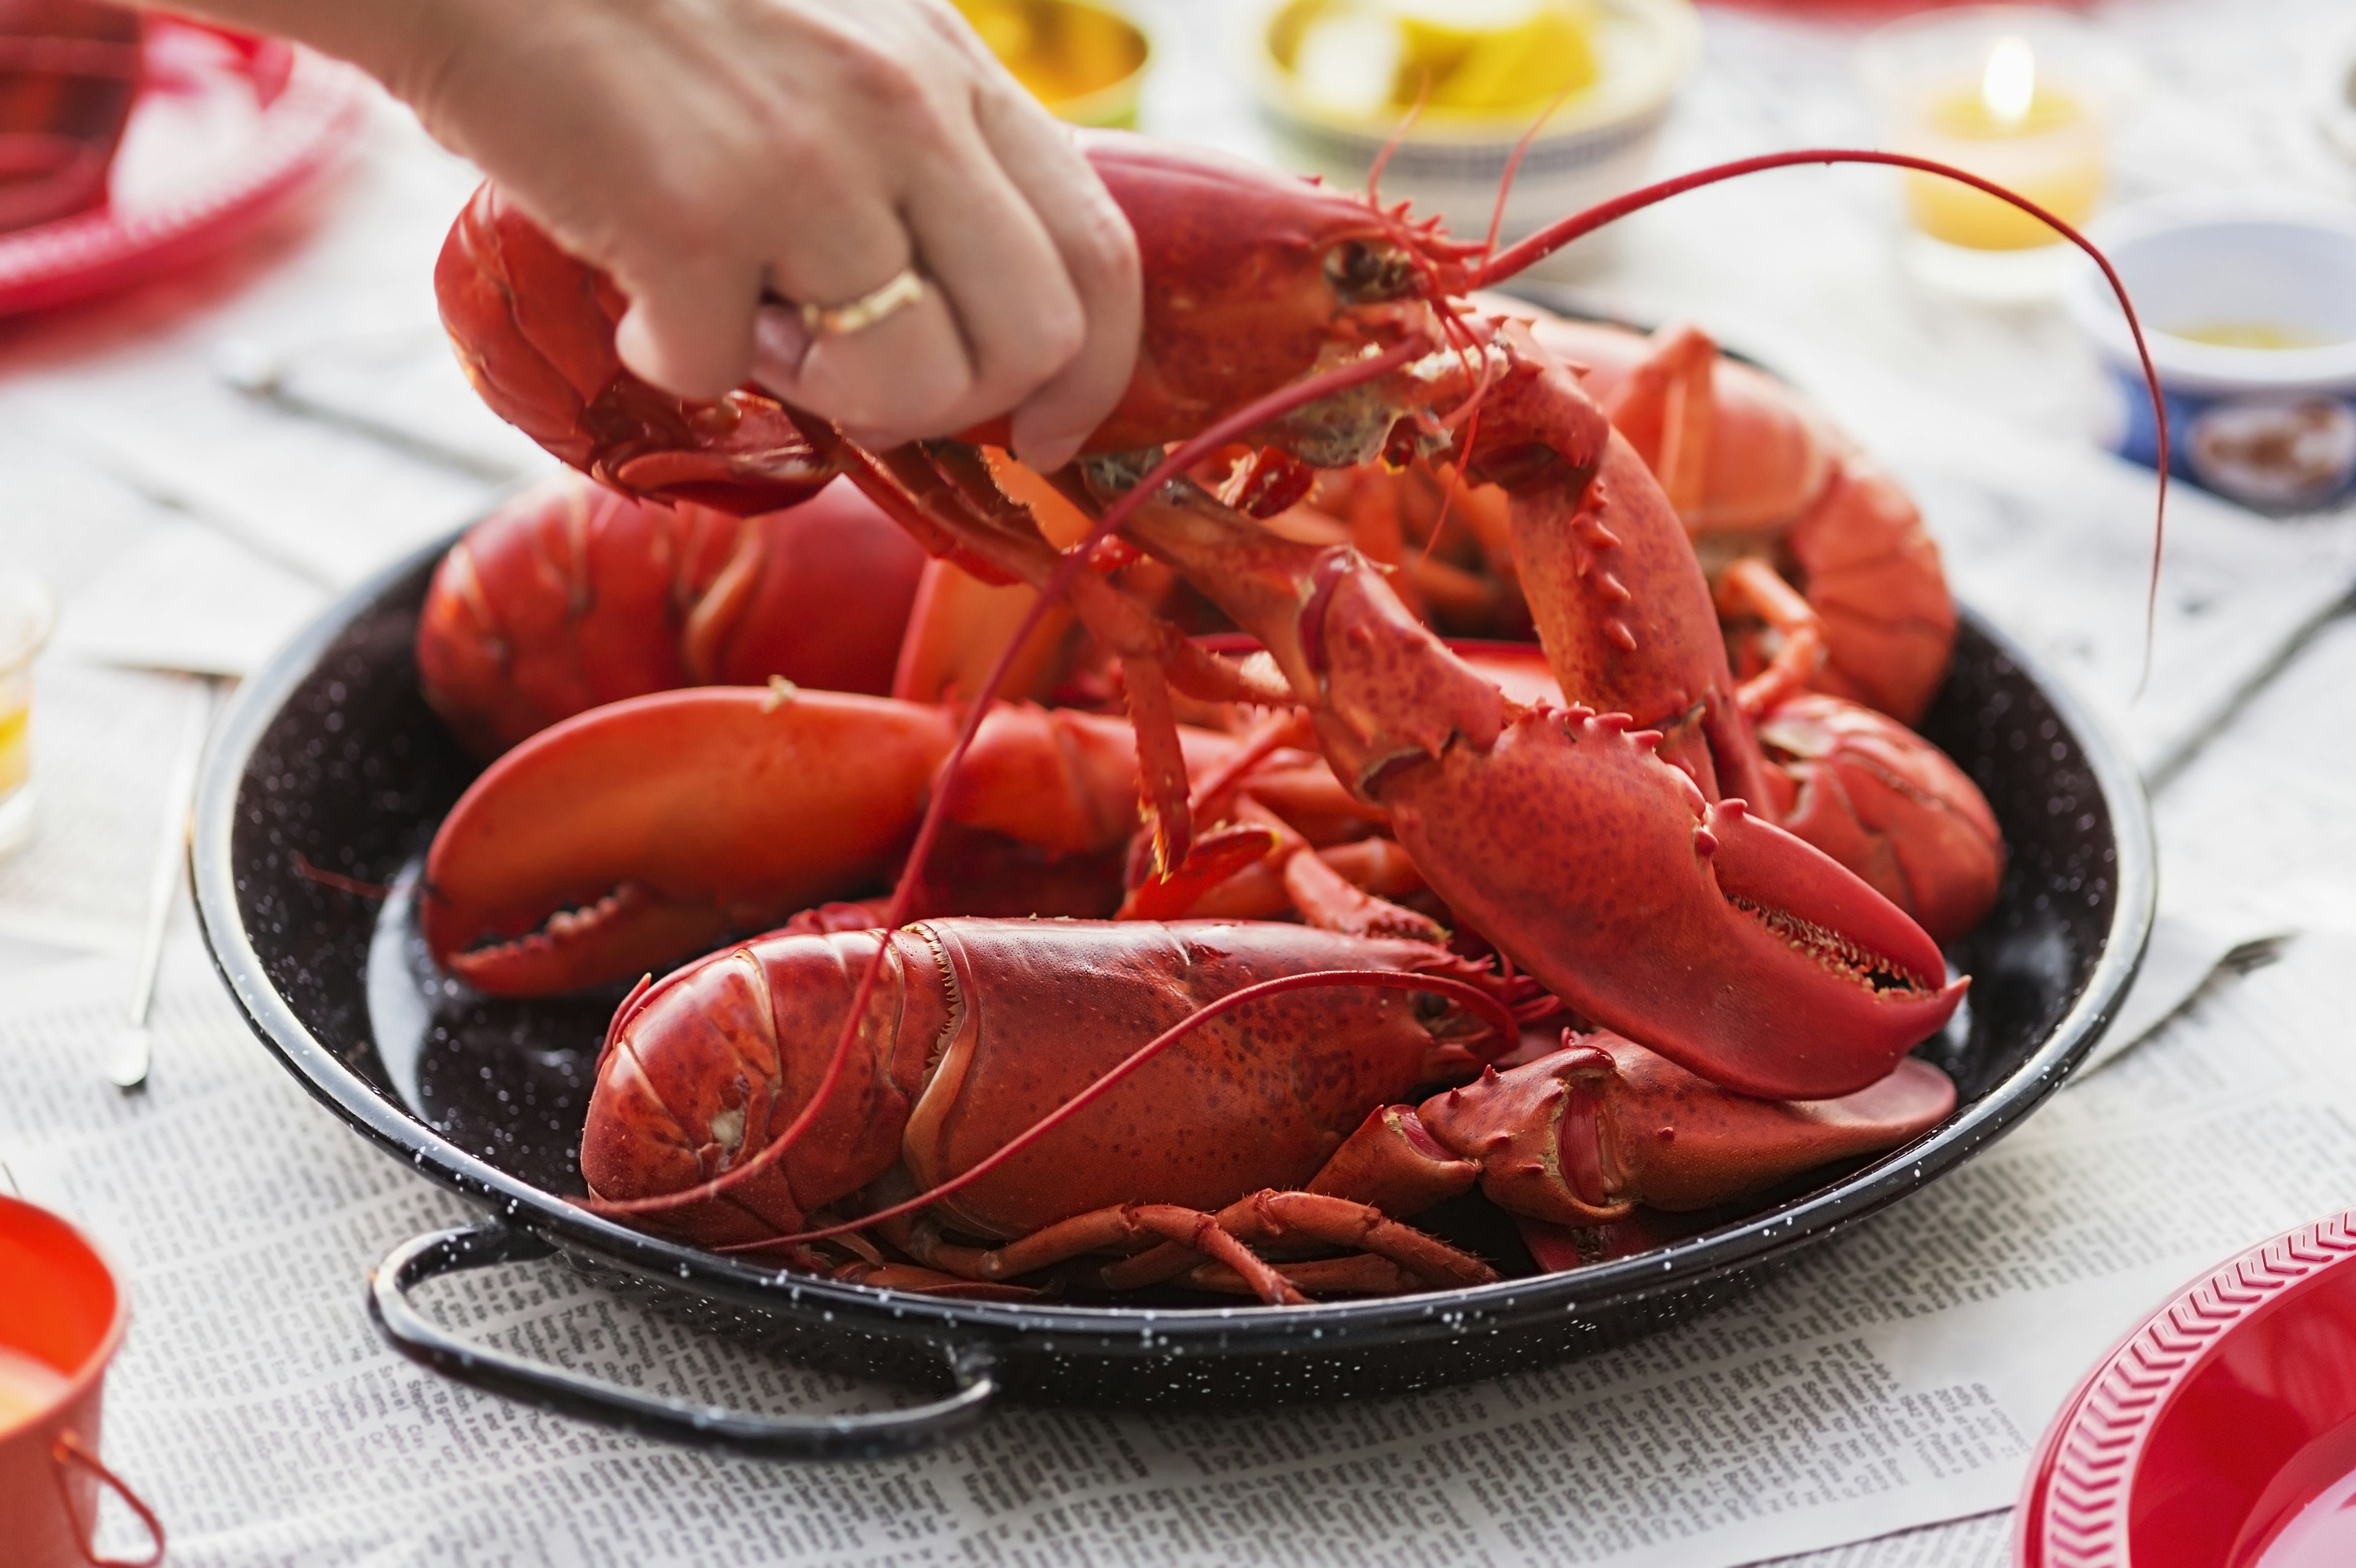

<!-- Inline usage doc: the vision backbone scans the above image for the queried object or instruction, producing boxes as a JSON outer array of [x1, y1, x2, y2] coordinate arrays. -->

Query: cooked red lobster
[[418, 131, 2163, 1298], [583, 918, 1956, 1301]]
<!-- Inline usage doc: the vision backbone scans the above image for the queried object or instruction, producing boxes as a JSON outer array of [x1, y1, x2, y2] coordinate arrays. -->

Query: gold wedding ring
[[797, 267, 926, 337]]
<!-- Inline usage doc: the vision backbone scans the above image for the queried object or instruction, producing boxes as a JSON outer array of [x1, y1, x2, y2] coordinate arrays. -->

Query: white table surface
[[4, 2, 2355, 1563]]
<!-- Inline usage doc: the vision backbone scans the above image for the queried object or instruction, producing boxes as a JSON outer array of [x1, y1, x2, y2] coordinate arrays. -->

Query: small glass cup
[[0, 577, 55, 860], [1860, 6, 2142, 304]]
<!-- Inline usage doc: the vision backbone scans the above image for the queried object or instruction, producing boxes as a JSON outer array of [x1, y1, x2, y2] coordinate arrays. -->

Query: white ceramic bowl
[[1242, 0, 1700, 279], [2066, 192, 2356, 510], [2319, 30, 2356, 169]]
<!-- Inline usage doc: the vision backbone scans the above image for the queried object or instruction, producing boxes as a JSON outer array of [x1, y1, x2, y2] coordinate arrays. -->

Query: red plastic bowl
[[0, 18, 365, 317], [2019, 1210, 2356, 1567]]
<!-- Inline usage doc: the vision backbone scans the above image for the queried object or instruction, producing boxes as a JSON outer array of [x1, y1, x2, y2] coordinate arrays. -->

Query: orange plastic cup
[[0, 1196, 162, 1568]]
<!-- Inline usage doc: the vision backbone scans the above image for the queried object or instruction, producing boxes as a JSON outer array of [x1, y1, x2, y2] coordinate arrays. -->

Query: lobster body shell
[[583, 919, 1479, 1247], [417, 476, 926, 756], [1001, 136, 1455, 456], [1757, 692, 2003, 943]]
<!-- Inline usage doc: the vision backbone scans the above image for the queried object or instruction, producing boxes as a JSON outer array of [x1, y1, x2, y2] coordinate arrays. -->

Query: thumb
[[610, 256, 763, 399]]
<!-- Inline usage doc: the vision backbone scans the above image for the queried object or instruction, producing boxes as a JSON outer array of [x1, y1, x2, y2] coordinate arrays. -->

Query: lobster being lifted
[[427, 131, 2164, 1297]]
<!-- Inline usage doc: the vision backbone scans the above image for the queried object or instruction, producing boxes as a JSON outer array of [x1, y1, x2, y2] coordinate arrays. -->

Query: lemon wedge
[[1276, 0, 1601, 122]]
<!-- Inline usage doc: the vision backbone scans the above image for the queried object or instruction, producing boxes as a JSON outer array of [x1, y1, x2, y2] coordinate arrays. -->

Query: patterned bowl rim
[[2016, 1208, 2356, 1566]]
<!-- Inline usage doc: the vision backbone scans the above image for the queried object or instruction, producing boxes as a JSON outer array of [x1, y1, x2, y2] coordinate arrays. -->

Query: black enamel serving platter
[[191, 532, 2154, 1459]]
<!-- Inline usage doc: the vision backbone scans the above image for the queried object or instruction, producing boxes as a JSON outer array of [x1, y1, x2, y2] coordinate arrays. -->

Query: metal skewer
[[107, 678, 214, 1092]]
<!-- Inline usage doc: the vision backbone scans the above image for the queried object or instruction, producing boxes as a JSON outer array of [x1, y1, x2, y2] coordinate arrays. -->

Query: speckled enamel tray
[[191, 530, 2154, 1459]]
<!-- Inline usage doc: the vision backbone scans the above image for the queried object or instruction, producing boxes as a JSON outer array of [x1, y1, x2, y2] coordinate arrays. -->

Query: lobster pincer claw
[[1383, 705, 1964, 1101], [422, 688, 960, 996], [1307, 1031, 1958, 1238], [1111, 502, 1961, 1101], [1418, 1032, 1958, 1223]]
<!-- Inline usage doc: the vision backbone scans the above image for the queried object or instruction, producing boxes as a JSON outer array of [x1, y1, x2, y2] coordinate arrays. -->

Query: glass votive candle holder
[[1860, 6, 2142, 303], [0, 577, 54, 859]]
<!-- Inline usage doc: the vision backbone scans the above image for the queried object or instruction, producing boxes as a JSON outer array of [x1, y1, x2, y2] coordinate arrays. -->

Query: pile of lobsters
[[410, 133, 2015, 1305]]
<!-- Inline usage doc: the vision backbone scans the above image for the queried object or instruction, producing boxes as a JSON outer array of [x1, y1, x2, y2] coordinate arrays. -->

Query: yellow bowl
[[957, 0, 1151, 129], [1245, 0, 1698, 275]]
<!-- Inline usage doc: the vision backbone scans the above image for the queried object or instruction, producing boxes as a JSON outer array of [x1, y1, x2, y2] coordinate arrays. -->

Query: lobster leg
[[1716, 555, 1828, 720], [886, 1204, 1311, 1305], [1182, 1255, 1419, 1297], [1095, 1189, 1496, 1294]]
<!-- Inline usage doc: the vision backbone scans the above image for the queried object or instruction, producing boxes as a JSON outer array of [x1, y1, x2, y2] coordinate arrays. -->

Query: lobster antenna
[[1472, 148, 2170, 691], [586, 336, 1434, 1222], [1368, 72, 1433, 207], [1480, 84, 1577, 266], [723, 969, 1522, 1252]]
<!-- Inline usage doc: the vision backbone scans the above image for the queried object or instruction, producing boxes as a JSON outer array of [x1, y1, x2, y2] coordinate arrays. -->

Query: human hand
[[383, 0, 1141, 468]]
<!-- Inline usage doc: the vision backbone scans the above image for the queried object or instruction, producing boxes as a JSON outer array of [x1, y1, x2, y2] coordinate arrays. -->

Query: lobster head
[[987, 131, 1488, 457]]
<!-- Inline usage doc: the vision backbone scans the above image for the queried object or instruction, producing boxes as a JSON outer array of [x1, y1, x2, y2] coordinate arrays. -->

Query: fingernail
[[1015, 431, 1086, 473], [750, 304, 814, 386], [614, 307, 664, 385]]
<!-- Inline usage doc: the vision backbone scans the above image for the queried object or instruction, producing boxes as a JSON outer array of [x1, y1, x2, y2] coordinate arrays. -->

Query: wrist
[[141, 0, 507, 110]]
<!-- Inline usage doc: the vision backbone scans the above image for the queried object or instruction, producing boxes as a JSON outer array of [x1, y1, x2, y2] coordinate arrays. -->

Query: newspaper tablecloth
[[4, 1, 2356, 1562]]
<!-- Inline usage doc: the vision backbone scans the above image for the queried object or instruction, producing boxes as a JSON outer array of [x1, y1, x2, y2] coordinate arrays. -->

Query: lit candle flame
[[1981, 35, 2036, 129]]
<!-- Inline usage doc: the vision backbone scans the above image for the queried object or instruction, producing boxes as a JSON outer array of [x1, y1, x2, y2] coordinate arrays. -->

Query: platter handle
[[366, 1220, 998, 1459]]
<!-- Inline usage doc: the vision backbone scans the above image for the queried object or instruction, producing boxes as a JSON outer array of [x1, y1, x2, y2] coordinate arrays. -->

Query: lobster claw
[[1385, 704, 1963, 1101], [422, 688, 960, 996], [420, 686, 1245, 997]]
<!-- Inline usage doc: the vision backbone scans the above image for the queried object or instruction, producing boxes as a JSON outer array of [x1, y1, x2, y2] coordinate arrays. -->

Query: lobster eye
[[1325, 240, 1417, 304], [1412, 990, 1451, 1021]]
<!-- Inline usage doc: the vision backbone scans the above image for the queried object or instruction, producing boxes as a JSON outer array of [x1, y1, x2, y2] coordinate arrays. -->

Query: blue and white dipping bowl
[[2069, 194, 2356, 511]]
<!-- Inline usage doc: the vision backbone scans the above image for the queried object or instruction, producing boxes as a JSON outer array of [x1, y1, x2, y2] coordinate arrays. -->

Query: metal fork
[[106, 678, 215, 1092]]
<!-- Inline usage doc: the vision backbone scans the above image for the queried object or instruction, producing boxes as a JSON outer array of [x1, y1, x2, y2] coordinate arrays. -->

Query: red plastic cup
[[0, 1195, 162, 1568]]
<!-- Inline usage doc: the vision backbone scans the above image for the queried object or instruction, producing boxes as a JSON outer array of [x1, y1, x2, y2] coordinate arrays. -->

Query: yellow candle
[[1895, 34, 2106, 252], [0, 684, 28, 799], [0, 1347, 67, 1432]]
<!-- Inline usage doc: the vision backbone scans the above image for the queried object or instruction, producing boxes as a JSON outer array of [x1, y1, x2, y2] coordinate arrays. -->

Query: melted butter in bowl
[[2069, 194, 2356, 509], [2165, 321, 2349, 352]]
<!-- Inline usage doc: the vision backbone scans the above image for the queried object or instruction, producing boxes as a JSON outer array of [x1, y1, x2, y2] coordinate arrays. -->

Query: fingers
[[888, 104, 1087, 443], [754, 84, 1103, 453], [563, 3, 1138, 454], [972, 90, 1141, 469], [612, 253, 763, 399]]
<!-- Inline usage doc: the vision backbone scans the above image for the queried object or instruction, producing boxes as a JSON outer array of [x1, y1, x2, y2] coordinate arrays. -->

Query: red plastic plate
[[2019, 1210, 2356, 1568], [0, 18, 366, 317]]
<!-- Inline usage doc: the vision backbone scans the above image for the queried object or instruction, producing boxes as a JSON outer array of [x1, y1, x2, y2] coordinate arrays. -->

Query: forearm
[[128, 0, 480, 101]]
